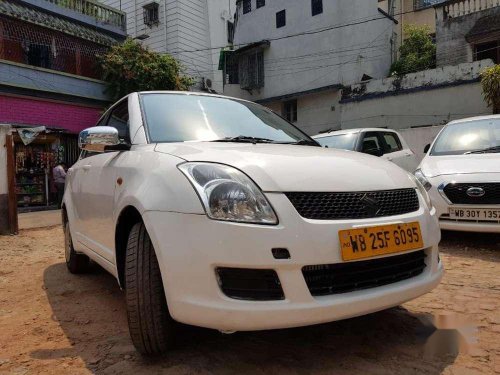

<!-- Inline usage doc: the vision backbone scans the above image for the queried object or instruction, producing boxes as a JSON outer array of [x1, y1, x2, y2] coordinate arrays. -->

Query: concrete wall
[[0, 60, 109, 102], [263, 90, 342, 136], [340, 81, 491, 130], [0, 125, 10, 234], [228, 0, 394, 101], [343, 59, 494, 101], [339, 60, 493, 148], [435, 6, 500, 66]]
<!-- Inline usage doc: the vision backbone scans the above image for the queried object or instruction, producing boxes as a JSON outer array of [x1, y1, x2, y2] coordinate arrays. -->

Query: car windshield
[[140, 93, 314, 144], [315, 134, 358, 150], [430, 119, 500, 155]]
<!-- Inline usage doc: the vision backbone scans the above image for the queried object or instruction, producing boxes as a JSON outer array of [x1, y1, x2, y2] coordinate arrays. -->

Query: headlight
[[178, 162, 278, 225], [414, 169, 432, 191], [410, 173, 433, 210]]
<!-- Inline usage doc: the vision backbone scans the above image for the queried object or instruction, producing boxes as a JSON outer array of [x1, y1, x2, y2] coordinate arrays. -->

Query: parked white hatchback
[[63, 92, 443, 355], [416, 115, 500, 233], [313, 128, 419, 172]]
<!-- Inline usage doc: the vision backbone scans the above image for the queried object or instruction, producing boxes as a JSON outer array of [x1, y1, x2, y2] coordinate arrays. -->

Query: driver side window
[[106, 100, 130, 143], [360, 132, 383, 156]]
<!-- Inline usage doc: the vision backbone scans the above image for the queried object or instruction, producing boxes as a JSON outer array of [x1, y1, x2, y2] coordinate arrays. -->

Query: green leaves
[[98, 39, 195, 102], [390, 25, 436, 76], [481, 65, 500, 114]]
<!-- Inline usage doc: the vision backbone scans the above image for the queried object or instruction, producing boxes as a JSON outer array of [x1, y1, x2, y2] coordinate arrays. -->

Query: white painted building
[[222, 0, 395, 135], [101, 0, 237, 93]]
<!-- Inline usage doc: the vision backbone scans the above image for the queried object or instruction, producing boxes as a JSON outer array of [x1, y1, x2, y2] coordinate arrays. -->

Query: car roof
[[447, 114, 500, 125], [312, 128, 399, 139]]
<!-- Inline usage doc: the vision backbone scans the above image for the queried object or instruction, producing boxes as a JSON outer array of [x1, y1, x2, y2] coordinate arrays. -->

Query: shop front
[[13, 128, 79, 211]]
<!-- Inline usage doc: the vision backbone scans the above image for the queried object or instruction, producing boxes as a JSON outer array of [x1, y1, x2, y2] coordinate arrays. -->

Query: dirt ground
[[0, 226, 499, 375]]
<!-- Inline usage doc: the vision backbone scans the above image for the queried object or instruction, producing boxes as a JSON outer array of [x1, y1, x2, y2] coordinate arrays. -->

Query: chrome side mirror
[[78, 126, 123, 152]]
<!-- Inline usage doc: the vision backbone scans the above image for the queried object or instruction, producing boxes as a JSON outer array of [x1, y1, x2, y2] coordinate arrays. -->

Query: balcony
[[44, 0, 125, 29], [441, 0, 500, 19]]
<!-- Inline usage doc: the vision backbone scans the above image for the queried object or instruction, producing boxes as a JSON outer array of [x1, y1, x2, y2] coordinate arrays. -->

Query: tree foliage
[[481, 64, 500, 114], [390, 25, 436, 76], [99, 39, 194, 102]]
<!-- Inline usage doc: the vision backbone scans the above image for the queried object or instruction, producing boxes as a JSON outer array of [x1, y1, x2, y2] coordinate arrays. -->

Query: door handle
[[83, 165, 91, 171]]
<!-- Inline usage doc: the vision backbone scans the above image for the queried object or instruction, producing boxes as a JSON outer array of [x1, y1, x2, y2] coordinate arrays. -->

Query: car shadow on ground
[[34, 262, 459, 374], [440, 231, 500, 262]]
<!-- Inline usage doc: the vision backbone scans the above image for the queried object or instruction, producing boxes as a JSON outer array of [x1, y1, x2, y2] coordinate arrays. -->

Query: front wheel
[[64, 222, 90, 274], [125, 222, 175, 355]]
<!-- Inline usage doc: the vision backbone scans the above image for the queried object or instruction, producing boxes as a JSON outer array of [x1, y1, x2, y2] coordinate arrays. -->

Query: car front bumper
[[428, 174, 500, 233], [143, 193, 443, 332]]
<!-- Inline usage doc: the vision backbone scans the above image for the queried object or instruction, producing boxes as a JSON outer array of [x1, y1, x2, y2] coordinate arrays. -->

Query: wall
[[0, 96, 102, 133], [263, 90, 342, 136], [435, 6, 500, 66], [0, 125, 10, 234], [339, 61, 494, 131], [228, 0, 394, 101], [0, 60, 109, 102]]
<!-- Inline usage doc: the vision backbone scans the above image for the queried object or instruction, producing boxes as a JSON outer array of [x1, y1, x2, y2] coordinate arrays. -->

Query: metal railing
[[442, 0, 500, 18], [44, 0, 126, 29]]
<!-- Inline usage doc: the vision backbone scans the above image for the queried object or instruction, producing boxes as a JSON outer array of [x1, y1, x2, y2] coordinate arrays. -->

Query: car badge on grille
[[360, 194, 381, 216], [466, 187, 485, 198]]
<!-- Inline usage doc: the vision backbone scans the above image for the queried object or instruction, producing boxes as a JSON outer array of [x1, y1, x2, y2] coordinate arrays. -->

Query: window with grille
[[312, 0, 323, 16], [27, 43, 51, 69], [276, 9, 286, 28], [227, 21, 234, 43], [283, 100, 297, 123], [238, 50, 264, 89], [143, 2, 159, 27], [257, 0, 265, 8], [243, 0, 251, 14]]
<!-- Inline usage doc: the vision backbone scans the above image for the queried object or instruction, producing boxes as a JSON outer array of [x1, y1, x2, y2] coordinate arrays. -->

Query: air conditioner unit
[[202, 77, 213, 91]]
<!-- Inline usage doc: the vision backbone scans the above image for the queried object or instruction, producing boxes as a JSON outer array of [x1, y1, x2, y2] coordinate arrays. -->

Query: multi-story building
[[0, 0, 126, 210], [221, 0, 395, 135], [434, 0, 500, 66], [100, 0, 237, 93]]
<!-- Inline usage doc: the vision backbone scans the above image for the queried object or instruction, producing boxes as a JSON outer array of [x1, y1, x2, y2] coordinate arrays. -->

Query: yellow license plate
[[339, 222, 423, 261]]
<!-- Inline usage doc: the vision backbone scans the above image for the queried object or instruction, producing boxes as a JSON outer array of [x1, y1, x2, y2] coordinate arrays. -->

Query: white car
[[63, 92, 443, 355], [313, 128, 419, 172], [415, 115, 500, 233]]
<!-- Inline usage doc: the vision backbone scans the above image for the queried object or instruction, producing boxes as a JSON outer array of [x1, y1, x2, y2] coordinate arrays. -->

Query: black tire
[[64, 222, 90, 274], [125, 222, 175, 355]]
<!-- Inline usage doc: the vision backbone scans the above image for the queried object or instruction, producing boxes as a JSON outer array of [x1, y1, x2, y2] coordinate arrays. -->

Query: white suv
[[313, 128, 419, 172], [416, 115, 500, 233], [63, 92, 443, 355]]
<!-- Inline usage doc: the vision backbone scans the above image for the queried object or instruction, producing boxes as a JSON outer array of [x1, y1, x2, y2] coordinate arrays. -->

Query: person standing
[[53, 162, 67, 209]]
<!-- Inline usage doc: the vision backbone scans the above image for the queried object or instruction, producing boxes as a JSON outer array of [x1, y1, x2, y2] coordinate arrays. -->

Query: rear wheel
[[125, 222, 175, 355], [64, 222, 90, 274]]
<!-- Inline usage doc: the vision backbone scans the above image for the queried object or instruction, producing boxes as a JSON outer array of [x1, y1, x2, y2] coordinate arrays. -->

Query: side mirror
[[78, 126, 129, 152], [423, 144, 430, 154]]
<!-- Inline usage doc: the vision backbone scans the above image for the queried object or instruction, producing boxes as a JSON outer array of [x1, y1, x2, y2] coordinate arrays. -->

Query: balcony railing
[[442, 0, 500, 19], [45, 0, 126, 29]]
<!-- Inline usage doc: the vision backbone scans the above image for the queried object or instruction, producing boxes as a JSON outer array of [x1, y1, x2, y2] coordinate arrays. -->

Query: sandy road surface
[[0, 226, 499, 374]]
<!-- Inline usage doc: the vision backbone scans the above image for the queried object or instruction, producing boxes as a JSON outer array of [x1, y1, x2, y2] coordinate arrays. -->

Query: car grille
[[302, 250, 426, 296], [443, 183, 500, 205], [215, 268, 284, 301], [285, 189, 419, 220]]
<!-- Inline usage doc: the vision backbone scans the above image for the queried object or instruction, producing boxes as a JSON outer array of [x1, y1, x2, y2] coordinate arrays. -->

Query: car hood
[[420, 154, 500, 178], [154, 142, 414, 192]]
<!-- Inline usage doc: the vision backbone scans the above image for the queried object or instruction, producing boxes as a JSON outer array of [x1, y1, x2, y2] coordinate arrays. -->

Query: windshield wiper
[[212, 136, 275, 144], [464, 145, 500, 154], [277, 139, 320, 146]]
